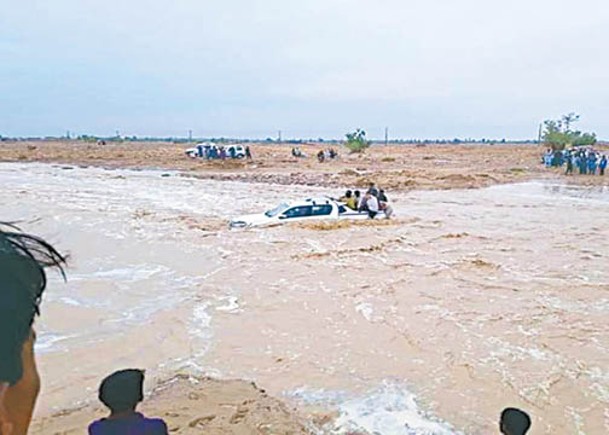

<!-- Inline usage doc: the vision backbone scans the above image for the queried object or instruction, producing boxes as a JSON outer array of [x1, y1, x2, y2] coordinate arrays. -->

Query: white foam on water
[[35, 332, 77, 354], [58, 296, 83, 307], [333, 383, 457, 435], [215, 296, 241, 313], [186, 302, 214, 360], [287, 383, 457, 435], [355, 302, 374, 322]]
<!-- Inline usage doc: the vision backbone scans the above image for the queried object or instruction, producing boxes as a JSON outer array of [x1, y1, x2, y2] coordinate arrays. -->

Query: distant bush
[[542, 113, 597, 150], [344, 129, 370, 153]]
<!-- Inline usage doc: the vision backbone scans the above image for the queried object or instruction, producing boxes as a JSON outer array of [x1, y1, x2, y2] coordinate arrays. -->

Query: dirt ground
[[30, 375, 324, 434], [4, 140, 602, 191]]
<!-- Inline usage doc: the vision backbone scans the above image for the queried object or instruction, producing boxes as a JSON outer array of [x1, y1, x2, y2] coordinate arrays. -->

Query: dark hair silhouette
[[500, 408, 531, 435], [0, 223, 66, 385], [99, 369, 145, 413]]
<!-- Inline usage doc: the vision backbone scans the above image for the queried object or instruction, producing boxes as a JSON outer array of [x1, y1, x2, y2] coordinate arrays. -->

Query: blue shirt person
[[88, 369, 168, 435]]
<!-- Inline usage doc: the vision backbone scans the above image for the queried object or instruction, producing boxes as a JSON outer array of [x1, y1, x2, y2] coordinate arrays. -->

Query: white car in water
[[229, 198, 382, 228]]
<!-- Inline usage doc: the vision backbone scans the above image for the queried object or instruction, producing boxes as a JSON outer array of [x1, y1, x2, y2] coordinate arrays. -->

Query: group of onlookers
[[290, 147, 339, 161], [1, 224, 533, 435], [189, 143, 252, 160], [338, 182, 393, 219], [317, 148, 338, 162], [543, 147, 607, 175]]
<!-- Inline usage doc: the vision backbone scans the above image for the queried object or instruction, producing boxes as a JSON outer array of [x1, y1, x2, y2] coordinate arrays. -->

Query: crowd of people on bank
[[291, 147, 339, 161], [336, 182, 394, 219], [0, 224, 532, 435], [543, 147, 607, 175], [190, 143, 252, 160], [317, 148, 338, 162]]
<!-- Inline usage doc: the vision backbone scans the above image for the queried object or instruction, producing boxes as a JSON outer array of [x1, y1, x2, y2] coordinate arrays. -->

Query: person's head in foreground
[[500, 407, 531, 435], [0, 223, 66, 435], [89, 369, 168, 435]]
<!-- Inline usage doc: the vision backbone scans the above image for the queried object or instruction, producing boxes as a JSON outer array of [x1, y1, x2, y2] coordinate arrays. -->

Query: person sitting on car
[[364, 192, 379, 219], [367, 182, 379, 198], [339, 190, 357, 210], [378, 189, 392, 217], [354, 190, 364, 211], [379, 189, 388, 203]]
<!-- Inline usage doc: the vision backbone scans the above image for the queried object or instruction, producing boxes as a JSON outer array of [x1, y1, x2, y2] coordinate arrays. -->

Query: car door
[[310, 204, 334, 220], [280, 206, 313, 222]]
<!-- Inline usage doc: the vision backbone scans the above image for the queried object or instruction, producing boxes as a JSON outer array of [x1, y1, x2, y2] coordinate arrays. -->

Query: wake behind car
[[229, 198, 383, 228]]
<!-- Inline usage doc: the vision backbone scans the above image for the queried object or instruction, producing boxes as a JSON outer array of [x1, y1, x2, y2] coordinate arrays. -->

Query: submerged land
[[2, 140, 609, 434]]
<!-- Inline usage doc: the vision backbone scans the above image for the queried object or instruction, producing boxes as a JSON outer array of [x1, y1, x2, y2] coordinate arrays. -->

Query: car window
[[311, 204, 333, 216], [283, 206, 313, 218], [265, 202, 289, 217]]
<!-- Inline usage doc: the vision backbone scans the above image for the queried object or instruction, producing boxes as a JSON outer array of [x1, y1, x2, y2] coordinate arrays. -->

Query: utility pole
[[384, 127, 388, 146], [537, 123, 543, 144], [188, 130, 193, 142], [277, 130, 282, 142]]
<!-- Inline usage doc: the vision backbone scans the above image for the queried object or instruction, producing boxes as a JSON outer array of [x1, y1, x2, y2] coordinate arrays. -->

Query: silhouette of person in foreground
[[500, 408, 531, 435], [0, 224, 66, 435], [89, 369, 168, 435]]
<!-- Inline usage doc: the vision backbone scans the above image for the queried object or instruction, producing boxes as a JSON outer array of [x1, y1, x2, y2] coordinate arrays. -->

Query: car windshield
[[265, 202, 289, 217]]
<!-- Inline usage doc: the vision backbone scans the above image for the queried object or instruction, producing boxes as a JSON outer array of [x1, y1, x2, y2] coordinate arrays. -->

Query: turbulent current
[[2, 163, 609, 434]]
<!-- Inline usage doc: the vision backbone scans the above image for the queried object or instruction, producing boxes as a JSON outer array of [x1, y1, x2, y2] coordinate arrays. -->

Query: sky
[[1, 0, 608, 140]]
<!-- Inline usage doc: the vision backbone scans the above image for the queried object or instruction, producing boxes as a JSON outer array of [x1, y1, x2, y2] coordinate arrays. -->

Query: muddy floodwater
[[2, 163, 609, 434]]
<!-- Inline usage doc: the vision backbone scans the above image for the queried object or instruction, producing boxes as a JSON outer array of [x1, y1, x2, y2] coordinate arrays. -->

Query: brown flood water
[[2, 163, 609, 434]]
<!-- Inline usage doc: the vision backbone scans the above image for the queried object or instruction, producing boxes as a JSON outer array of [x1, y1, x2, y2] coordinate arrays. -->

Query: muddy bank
[[0, 140, 561, 191], [30, 375, 317, 434]]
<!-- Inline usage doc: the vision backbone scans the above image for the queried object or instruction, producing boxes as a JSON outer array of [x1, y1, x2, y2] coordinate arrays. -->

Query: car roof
[[284, 198, 334, 207]]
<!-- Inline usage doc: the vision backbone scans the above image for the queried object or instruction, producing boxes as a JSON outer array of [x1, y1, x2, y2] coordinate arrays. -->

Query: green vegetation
[[344, 129, 370, 153], [542, 113, 597, 150]]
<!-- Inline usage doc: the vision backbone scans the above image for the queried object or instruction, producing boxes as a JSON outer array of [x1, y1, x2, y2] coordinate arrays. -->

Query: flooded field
[[2, 162, 609, 434]]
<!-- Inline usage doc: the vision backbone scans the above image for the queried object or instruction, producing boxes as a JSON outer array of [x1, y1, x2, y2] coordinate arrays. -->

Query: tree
[[542, 113, 596, 150], [561, 112, 579, 131], [344, 128, 370, 153]]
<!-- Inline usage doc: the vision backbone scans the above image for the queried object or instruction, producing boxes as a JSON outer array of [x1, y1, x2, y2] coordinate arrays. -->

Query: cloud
[[1, 0, 608, 138]]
